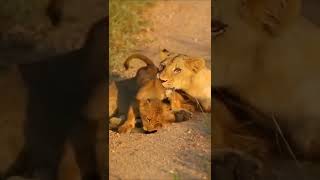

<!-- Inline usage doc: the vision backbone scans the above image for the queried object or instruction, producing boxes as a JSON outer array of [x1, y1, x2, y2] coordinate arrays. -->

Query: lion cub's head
[[139, 98, 175, 132], [158, 49, 206, 90]]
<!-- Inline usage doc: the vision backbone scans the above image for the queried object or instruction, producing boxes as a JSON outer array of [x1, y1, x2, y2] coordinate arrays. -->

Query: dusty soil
[[110, 114, 211, 180], [110, 0, 211, 79], [109, 0, 211, 179]]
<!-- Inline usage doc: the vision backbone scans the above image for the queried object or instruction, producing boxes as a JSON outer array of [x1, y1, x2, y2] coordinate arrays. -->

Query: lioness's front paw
[[213, 149, 263, 180], [118, 124, 134, 134], [174, 109, 193, 122]]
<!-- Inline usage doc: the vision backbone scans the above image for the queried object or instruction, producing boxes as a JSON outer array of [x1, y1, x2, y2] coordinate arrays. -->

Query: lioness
[[158, 49, 211, 112], [213, 0, 320, 159], [113, 54, 195, 133]]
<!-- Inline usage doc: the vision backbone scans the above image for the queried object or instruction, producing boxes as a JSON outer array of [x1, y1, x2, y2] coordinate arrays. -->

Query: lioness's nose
[[159, 78, 167, 83]]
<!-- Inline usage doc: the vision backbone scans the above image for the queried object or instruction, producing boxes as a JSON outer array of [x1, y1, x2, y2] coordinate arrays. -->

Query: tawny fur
[[214, 0, 320, 159], [158, 49, 211, 112], [109, 54, 195, 134]]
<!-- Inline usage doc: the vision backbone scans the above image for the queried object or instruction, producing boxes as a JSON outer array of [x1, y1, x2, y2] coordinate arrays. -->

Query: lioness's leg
[[180, 103, 196, 112], [168, 92, 194, 122], [168, 91, 192, 111], [200, 99, 211, 112], [213, 149, 271, 180], [118, 105, 137, 133]]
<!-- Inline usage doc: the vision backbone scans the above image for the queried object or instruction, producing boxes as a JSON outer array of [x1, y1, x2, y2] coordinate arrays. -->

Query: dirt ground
[[109, 0, 211, 179], [110, 0, 211, 79]]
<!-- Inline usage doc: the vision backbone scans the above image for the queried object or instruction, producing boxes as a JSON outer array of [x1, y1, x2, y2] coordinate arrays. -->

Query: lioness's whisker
[[271, 113, 302, 169]]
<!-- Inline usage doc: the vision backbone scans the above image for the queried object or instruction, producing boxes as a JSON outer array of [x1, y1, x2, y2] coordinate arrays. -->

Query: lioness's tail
[[124, 54, 156, 70]]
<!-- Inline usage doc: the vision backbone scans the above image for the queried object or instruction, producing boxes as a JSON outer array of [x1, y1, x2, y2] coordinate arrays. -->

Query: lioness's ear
[[185, 58, 206, 73], [240, 0, 301, 35], [160, 49, 170, 60]]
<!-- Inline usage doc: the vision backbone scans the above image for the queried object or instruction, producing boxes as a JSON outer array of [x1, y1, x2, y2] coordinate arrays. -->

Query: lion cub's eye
[[173, 67, 182, 73], [212, 20, 228, 37]]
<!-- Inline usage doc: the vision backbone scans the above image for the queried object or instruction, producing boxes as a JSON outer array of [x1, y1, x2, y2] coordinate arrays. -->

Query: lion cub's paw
[[213, 149, 263, 180], [174, 109, 193, 122], [118, 123, 134, 134], [109, 117, 124, 130], [165, 89, 173, 97]]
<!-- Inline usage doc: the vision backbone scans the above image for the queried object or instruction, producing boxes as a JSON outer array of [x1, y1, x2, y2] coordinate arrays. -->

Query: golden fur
[[124, 54, 158, 87], [109, 81, 118, 117], [213, 0, 320, 159], [213, 89, 275, 160], [158, 49, 211, 112], [109, 54, 195, 133]]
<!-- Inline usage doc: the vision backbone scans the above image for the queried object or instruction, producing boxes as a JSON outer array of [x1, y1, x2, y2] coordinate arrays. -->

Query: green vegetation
[[109, 0, 153, 70], [172, 172, 180, 180]]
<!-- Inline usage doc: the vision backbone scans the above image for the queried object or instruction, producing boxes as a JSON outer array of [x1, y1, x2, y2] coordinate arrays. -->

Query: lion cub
[[115, 54, 195, 133]]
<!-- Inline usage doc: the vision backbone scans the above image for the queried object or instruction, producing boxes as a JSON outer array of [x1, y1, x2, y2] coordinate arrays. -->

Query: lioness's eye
[[212, 19, 228, 37], [173, 68, 182, 73]]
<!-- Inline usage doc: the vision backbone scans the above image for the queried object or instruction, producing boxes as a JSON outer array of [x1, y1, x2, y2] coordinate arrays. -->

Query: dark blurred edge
[[0, 0, 110, 179]]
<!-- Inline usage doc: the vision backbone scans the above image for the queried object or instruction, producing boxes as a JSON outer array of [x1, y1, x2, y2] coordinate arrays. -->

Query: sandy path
[[110, 114, 211, 180], [109, 0, 211, 179], [138, 0, 211, 64], [111, 0, 211, 78]]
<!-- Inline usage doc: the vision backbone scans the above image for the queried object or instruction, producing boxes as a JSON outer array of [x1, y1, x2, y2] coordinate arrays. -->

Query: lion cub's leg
[[108, 81, 118, 118], [118, 104, 138, 134]]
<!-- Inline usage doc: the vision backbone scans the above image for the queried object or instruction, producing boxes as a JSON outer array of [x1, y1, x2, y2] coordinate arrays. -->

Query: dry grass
[[109, 0, 154, 70]]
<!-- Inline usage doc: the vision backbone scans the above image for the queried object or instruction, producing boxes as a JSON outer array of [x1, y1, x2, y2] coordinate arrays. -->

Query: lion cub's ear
[[160, 49, 170, 60], [185, 58, 206, 73], [240, 0, 301, 35]]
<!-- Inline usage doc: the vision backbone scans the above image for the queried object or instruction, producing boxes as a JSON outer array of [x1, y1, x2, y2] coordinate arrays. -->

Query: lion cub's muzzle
[[144, 130, 157, 134]]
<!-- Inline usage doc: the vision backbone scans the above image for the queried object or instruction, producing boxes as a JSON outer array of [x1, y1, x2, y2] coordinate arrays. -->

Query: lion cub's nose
[[144, 130, 157, 134]]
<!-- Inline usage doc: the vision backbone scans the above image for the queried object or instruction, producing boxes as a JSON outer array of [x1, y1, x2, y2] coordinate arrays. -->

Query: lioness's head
[[139, 98, 175, 132], [158, 49, 206, 90], [213, 0, 301, 86]]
